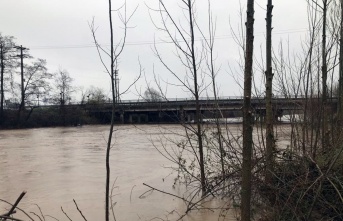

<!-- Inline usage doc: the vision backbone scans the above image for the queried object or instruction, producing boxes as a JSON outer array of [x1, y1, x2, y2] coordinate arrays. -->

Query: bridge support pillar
[[275, 109, 283, 122], [127, 114, 149, 123], [260, 115, 265, 123], [180, 110, 184, 123], [141, 114, 148, 123], [120, 113, 124, 123], [253, 114, 263, 123], [187, 113, 195, 123]]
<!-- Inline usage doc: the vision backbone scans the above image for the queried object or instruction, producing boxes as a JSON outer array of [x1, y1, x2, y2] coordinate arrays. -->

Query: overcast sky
[[0, 0, 309, 101]]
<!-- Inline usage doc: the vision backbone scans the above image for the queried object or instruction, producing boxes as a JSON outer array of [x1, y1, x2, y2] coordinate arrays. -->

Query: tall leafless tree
[[0, 34, 16, 123], [338, 0, 343, 123], [151, 0, 207, 194], [0, 42, 3, 122], [320, 0, 330, 149], [90, 1, 138, 220], [200, 0, 226, 182], [54, 69, 74, 105], [241, 0, 255, 220], [21, 59, 51, 106], [106, 2, 115, 218], [265, 0, 274, 184]]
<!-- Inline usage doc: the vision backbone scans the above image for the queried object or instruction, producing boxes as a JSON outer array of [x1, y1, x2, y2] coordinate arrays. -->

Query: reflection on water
[[0, 125, 237, 221]]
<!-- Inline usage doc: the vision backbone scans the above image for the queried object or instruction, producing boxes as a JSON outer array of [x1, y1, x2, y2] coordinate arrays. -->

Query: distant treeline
[[0, 106, 112, 129]]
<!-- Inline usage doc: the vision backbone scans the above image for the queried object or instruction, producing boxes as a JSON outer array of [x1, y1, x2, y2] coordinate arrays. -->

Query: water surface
[[0, 125, 237, 220]]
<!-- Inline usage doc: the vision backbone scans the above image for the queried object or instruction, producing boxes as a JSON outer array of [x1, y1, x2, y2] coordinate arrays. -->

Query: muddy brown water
[[0, 125, 239, 221]]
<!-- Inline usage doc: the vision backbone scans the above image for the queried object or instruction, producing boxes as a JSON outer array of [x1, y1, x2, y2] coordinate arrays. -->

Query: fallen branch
[[2, 192, 26, 221], [0, 211, 15, 217], [0, 215, 25, 221], [0, 199, 34, 221]]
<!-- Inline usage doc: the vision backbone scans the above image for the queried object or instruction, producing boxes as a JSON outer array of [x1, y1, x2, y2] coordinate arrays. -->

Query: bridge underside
[[13, 98, 337, 126], [88, 108, 285, 124]]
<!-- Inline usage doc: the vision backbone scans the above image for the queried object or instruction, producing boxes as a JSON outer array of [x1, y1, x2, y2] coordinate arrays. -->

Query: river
[[0, 125, 239, 221]]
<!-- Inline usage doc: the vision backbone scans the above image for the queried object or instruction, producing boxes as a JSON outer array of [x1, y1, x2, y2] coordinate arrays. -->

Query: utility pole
[[114, 69, 120, 103], [14, 45, 29, 112]]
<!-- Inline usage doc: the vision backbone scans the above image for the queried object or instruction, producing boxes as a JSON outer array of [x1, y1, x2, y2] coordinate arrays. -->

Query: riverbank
[[0, 107, 103, 129], [0, 107, 293, 130]]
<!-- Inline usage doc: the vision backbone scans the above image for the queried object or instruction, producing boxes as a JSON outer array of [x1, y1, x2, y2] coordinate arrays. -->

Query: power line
[[29, 28, 308, 50]]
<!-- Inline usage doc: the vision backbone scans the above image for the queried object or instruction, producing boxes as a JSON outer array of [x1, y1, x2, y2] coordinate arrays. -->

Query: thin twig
[[30, 212, 43, 221], [143, 183, 191, 204], [130, 185, 136, 203], [60, 207, 73, 221], [110, 177, 118, 221], [73, 199, 88, 221], [34, 204, 45, 221], [45, 215, 60, 221]]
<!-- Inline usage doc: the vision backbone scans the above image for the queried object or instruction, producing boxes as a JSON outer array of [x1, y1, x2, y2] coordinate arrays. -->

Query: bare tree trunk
[[265, 0, 274, 184], [209, 32, 225, 183], [321, 0, 328, 149], [304, 3, 318, 157], [186, 0, 206, 194], [90, 3, 134, 219], [241, 0, 255, 220], [20, 45, 25, 112], [153, 0, 207, 194], [90, 2, 135, 220], [207, 10, 225, 182], [106, 1, 114, 220], [338, 0, 343, 124], [0, 44, 4, 123]]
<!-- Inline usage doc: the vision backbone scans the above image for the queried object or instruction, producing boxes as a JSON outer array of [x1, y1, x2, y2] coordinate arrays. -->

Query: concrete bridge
[[81, 96, 335, 124]]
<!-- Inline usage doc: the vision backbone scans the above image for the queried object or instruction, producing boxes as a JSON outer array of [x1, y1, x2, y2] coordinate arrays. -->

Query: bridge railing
[[118, 96, 245, 103], [22, 95, 337, 109]]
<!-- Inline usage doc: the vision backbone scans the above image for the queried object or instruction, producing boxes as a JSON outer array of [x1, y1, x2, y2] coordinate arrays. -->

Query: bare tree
[[338, 0, 343, 123], [241, 0, 255, 221], [151, 0, 207, 194], [85, 86, 108, 104], [258, 1, 343, 219], [143, 87, 163, 102], [54, 69, 74, 106], [0, 34, 16, 123], [265, 0, 275, 184], [319, 0, 331, 149], [90, 1, 138, 220], [202, 0, 226, 183], [19, 59, 51, 107]]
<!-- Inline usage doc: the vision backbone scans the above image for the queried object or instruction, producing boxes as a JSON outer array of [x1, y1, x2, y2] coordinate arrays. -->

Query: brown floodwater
[[0, 125, 238, 221]]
